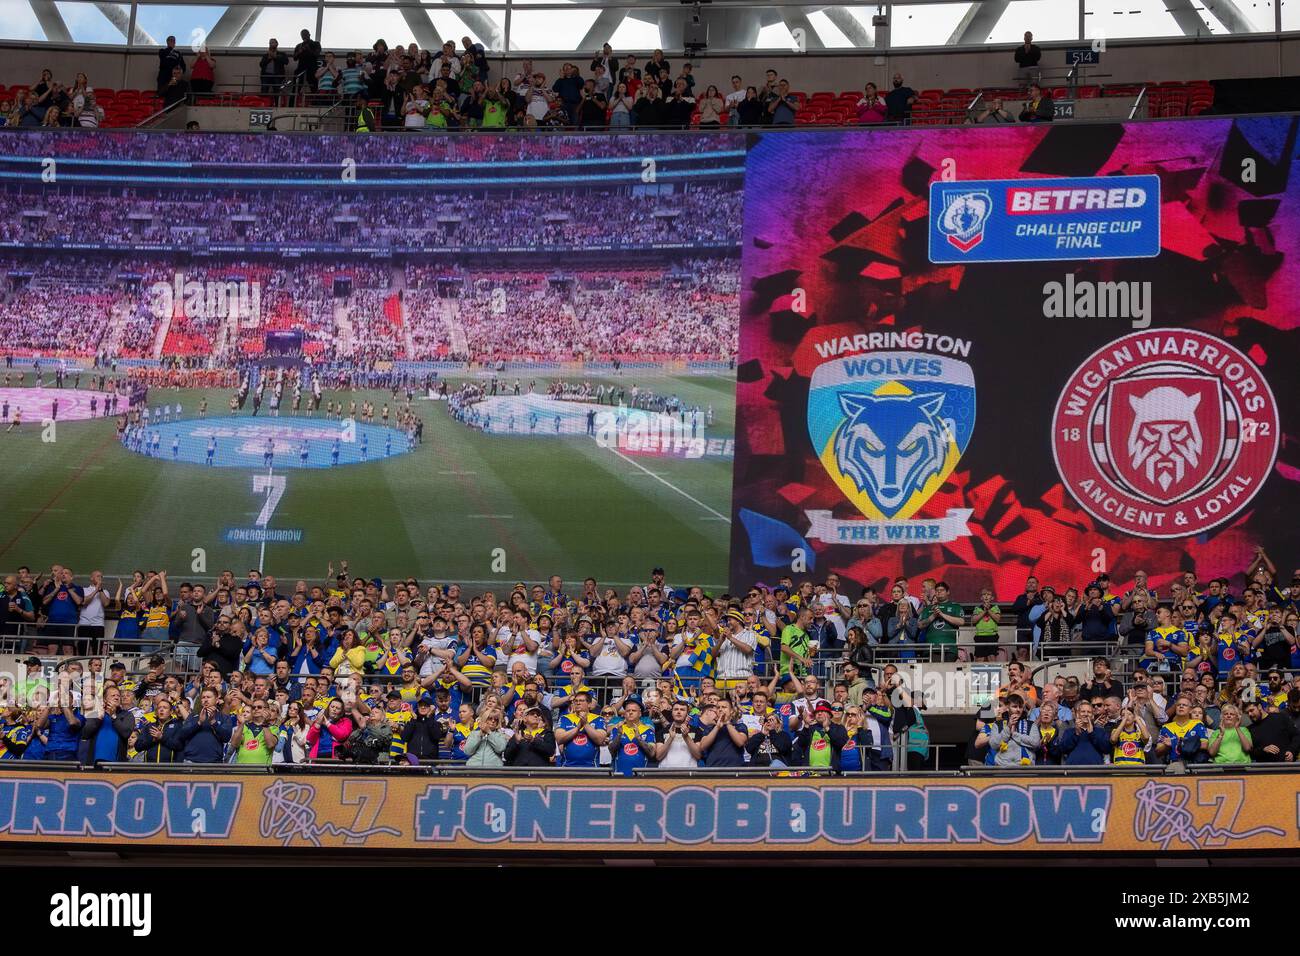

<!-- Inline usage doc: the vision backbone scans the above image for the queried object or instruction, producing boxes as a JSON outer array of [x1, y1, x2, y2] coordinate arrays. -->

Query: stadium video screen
[[731, 117, 1298, 595], [0, 130, 742, 588]]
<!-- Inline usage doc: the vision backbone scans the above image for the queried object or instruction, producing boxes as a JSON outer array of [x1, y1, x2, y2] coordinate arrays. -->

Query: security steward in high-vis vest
[[355, 94, 377, 133]]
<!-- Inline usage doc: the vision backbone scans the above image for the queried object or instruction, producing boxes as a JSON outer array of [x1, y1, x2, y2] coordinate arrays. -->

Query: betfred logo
[[1008, 186, 1150, 214], [1052, 330, 1279, 538], [928, 174, 1160, 264]]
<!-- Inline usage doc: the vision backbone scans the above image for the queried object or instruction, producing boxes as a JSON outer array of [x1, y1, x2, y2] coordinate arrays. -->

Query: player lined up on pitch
[[0, 549, 1297, 771]]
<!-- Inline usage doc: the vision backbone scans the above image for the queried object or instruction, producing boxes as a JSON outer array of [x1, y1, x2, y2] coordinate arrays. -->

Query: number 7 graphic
[[253, 473, 286, 527]]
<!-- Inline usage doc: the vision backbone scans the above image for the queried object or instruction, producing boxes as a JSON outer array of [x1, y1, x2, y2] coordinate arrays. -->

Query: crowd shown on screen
[[0, 188, 742, 251], [1, 547, 1297, 771], [0, 256, 737, 366]]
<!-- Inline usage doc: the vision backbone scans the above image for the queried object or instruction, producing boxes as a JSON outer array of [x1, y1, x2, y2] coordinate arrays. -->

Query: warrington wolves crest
[[808, 350, 976, 523]]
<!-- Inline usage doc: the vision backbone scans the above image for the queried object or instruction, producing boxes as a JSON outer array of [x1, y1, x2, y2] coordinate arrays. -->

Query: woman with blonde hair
[[1206, 704, 1252, 764], [464, 707, 508, 767]]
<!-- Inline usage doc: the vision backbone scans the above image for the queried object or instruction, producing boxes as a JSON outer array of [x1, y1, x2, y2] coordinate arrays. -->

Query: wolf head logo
[[1126, 386, 1203, 493], [833, 391, 951, 518]]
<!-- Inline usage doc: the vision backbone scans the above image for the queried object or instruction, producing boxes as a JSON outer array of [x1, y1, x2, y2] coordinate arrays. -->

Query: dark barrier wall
[[0, 768, 1294, 853], [731, 118, 1299, 595]]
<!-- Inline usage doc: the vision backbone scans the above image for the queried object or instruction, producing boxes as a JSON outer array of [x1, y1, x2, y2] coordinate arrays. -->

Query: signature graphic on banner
[[259, 778, 400, 847], [1131, 780, 1284, 851]]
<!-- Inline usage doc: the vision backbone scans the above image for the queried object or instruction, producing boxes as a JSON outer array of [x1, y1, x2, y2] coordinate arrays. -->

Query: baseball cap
[[814, 702, 833, 715], [417, 693, 434, 705]]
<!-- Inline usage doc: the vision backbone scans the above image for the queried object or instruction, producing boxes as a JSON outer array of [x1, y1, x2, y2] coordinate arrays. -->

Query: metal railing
[[1129, 84, 1148, 119], [6, 759, 1298, 779]]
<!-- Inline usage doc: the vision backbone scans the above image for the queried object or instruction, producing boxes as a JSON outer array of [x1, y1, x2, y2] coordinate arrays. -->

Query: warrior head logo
[[833, 391, 950, 519], [1126, 386, 1203, 493]]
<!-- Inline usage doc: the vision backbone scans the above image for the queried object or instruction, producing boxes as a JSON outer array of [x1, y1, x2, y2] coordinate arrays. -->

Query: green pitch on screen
[[0, 377, 735, 589]]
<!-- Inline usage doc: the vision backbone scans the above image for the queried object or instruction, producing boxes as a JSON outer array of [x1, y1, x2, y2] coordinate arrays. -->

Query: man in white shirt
[[715, 610, 757, 689], [788, 673, 831, 731], [416, 618, 457, 679], [655, 699, 702, 768], [589, 619, 631, 682], [77, 569, 111, 641], [724, 73, 745, 110], [498, 611, 541, 675], [429, 41, 462, 80], [525, 80, 550, 122]]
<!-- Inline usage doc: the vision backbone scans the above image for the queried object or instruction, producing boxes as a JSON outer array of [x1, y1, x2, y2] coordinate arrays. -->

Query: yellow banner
[[0, 770, 1293, 852]]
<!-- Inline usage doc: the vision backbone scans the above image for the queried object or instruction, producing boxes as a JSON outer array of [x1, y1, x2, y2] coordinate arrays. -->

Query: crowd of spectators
[[0, 563, 924, 771], [1, 549, 1298, 771], [0, 128, 737, 164], [433, 264, 737, 362], [970, 550, 1300, 766], [1, 70, 106, 129], [0, 254, 737, 364], [0, 186, 742, 252], [0, 32, 974, 132]]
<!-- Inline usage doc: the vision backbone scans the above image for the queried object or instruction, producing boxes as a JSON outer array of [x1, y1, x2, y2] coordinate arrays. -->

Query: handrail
[[4, 759, 1297, 778], [135, 97, 186, 128], [1128, 84, 1148, 120]]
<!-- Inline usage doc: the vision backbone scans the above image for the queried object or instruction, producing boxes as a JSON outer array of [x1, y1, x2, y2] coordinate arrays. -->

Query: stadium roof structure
[[4, 0, 1283, 54]]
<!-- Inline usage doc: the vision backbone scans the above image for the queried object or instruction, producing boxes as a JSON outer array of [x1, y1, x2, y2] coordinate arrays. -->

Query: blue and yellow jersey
[[1214, 632, 1249, 677], [543, 591, 572, 611], [456, 644, 496, 687], [749, 618, 773, 669], [1241, 608, 1267, 638], [1112, 729, 1147, 765], [1158, 718, 1207, 759], [382, 706, 412, 759], [1264, 689, 1288, 711], [0, 722, 25, 760], [374, 644, 412, 677], [611, 719, 655, 776], [425, 676, 464, 716], [557, 712, 604, 767], [315, 691, 372, 716], [1148, 625, 1189, 666], [551, 653, 588, 690], [449, 720, 476, 760], [142, 604, 171, 631], [551, 682, 593, 709]]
